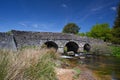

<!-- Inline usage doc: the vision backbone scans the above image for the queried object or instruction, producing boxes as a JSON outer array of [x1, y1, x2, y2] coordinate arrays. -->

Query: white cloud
[[19, 23, 47, 29], [61, 3, 68, 8], [91, 7, 103, 11], [19, 23, 28, 27], [19, 22, 58, 32], [91, 2, 114, 12], [111, 6, 117, 11]]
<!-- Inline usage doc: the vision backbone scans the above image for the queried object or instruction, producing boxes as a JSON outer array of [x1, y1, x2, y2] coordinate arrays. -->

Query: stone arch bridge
[[0, 30, 104, 53]]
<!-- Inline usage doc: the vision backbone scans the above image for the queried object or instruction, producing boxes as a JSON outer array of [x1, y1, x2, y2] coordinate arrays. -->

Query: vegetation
[[111, 3, 120, 44], [73, 67, 81, 79], [0, 50, 9, 80], [90, 44, 112, 56], [6, 30, 12, 35], [0, 48, 58, 80], [62, 23, 80, 34], [78, 23, 112, 41], [90, 23, 111, 41], [78, 32, 86, 37], [110, 46, 120, 57]]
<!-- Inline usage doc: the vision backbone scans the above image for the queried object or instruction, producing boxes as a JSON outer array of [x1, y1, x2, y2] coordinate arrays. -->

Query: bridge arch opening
[[44, 41, 58, 51], [84, 43, 91, 52], [65, 41, 79, 53]]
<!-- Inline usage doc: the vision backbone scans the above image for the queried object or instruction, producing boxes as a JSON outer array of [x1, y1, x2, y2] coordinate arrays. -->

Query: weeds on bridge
[[0, 48, 58, 80]]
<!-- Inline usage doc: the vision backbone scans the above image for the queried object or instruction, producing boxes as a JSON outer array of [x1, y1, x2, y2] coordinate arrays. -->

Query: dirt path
[[56, 68, 74, 80], [55, 67, 96, 80]]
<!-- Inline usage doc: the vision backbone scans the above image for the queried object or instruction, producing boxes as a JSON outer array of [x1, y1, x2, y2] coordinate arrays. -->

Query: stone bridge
[[0, 30, 104, 53]]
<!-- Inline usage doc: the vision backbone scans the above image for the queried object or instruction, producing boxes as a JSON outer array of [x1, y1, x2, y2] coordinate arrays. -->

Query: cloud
[[91, 2, 114, 12], [91, 7, 103, 11], [19, 23, 47, 29], [19, 22, 58, 32], [111, 6, 117, 11], [19, 23, 28, 27], [61, 3, 68, 8], [79, 2, 115, 22]]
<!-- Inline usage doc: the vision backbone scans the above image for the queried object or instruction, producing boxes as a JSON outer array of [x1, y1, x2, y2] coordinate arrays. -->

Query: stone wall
[[0, 32, 17, 51], [0, 30, 105, 53]]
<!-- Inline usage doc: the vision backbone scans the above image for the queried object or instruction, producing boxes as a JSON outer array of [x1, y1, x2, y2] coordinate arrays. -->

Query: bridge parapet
[[0, 30, 105, 53]]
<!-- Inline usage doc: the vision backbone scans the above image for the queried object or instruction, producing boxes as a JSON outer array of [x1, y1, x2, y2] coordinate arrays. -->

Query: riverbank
[[56, 65, 97, 80]]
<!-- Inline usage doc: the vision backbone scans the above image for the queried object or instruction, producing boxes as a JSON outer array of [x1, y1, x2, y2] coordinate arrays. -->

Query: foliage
[[0, 48, 57, 80], [111, 28, 120, 44], [6, 30, 12, 35], [113, 3, 120, 29], [64, 46, 67, 53], [90, 44, 112, 56], [78, 32, 86, 36], [111, 3, 120, 44], [73, 67, 81, 79], [62, 23, 80, 34], [89, 23, 112, 41], [86, 32, 92, 37], [110, 46, 120, 57]]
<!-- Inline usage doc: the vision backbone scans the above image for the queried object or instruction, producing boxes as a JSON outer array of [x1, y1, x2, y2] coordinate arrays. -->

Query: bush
[[0, 48, 58, 80], [90, 44, 112, 56], [110, 46, 120, 57]]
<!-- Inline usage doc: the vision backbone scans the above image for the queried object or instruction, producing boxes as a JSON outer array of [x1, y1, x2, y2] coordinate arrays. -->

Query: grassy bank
[[90, 44, 120, 57], [110, 46, 120, 57], [0, 48, 58, 80]]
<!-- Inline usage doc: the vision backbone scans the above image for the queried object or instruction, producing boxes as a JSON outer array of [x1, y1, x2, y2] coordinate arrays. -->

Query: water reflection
[[82, 56, 120, 80], [61, 55, 120, 80]]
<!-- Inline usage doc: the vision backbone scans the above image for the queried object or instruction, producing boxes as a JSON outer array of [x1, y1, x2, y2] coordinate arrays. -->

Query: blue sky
[[0, 0, 119, 32]]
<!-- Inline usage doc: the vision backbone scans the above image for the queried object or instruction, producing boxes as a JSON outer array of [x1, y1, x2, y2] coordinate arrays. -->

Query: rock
[[67, 51, 75, 56]]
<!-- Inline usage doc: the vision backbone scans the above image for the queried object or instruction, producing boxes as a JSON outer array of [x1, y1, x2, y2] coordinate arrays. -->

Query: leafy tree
[[89, 23, 112, 41], [62, 23, 80, 34], [86, 32, 92, 37], [112, 3, 120, 44], [78, 32, 86, 36]]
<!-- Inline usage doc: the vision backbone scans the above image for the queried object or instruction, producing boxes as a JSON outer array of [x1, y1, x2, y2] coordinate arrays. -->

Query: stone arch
[[44, 41, 58, 50], [65, 41, 79, 53], [84, 43, 91, 52]]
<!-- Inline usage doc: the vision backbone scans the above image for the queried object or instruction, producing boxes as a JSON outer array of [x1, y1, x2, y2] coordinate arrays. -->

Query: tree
[[89, 23, 112, 41], [112, 3, 120, 44], [78, 32, 86, 36], [62, 23, 80, 34]]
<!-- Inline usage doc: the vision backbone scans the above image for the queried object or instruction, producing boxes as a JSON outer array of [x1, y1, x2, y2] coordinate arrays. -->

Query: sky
[[0, 0, 119, 32]]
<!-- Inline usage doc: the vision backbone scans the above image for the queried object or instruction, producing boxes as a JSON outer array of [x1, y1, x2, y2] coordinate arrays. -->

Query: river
[[64, 56, 120, 80]]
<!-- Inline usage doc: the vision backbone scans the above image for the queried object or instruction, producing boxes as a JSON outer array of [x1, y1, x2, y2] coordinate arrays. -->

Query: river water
[[64, 56, 120, 80], [82, 56, 120, 80]]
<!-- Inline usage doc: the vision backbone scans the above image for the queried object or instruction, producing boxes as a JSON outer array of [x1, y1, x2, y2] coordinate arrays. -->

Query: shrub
[[110, 46, 120, 57], [90, 44, 112, 56]]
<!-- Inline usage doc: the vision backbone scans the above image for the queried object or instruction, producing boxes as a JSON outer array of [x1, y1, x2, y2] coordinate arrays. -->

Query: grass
[[0, 50, 9, 80], [90, 44, 112, 56], [110, 46, 120, 57], [90, 44, 120, 57], [73, 67, 81, 79], [0, 48, 58, 80]]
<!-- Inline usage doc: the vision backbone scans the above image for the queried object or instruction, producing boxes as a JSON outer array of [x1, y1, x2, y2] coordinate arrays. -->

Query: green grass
[[73, 67, 81, 79], [110, 46, 120, 57], [0, 48, 58, 80], [91, 44, 112, 56], [0, 50, 9, 80]]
